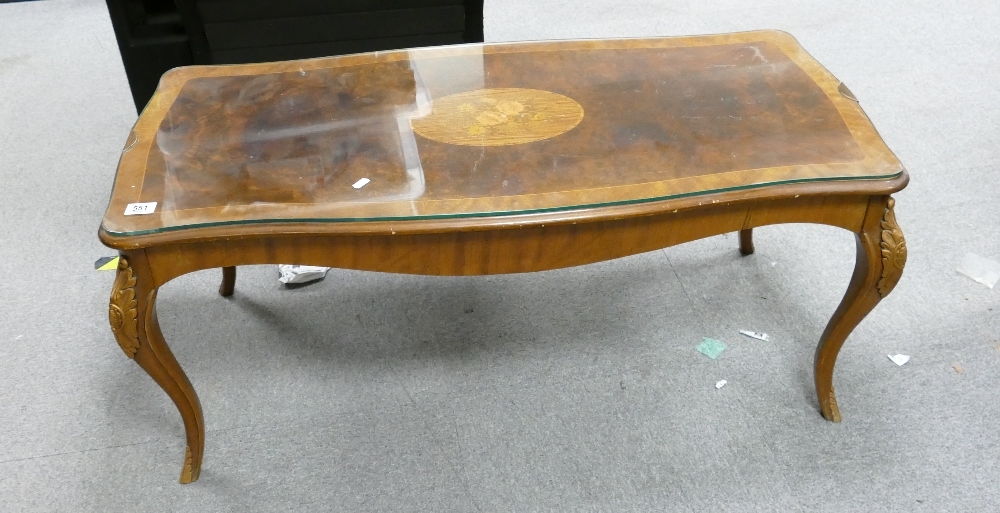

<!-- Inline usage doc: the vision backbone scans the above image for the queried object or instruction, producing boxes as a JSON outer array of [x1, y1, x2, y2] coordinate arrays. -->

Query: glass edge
[[102, 172, 904, 238]]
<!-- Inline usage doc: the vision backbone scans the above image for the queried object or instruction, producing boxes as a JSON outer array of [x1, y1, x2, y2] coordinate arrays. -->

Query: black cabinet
[[106, 0, 195, 112], [106, 0, 484, 113]]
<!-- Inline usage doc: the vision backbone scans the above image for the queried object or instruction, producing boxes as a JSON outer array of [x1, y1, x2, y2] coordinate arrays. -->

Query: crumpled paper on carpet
[[278, 265, 330, 285]]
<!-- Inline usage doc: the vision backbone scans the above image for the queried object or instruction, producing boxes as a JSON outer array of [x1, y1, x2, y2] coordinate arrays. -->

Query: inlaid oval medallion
[[411, 88, 584, 146]]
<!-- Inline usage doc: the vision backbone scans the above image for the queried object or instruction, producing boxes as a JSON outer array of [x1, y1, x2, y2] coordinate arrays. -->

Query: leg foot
[[814, 197, 905, 422], [819, 386, 842, 422], [739, 229, 754, 255], [180, 446, 198, 484], [219, 266, 236, 297], [110, 253, 205, 483]]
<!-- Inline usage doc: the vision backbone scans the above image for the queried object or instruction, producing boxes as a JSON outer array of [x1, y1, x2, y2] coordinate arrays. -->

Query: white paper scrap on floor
[[278, 265, 330, 285]]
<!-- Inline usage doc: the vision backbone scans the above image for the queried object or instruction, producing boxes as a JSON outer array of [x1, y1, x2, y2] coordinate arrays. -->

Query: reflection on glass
[[156, 60, 429, 218]]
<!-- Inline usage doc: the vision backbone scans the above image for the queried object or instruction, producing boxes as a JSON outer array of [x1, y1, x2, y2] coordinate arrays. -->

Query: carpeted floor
[[1, 0, 998, 511]]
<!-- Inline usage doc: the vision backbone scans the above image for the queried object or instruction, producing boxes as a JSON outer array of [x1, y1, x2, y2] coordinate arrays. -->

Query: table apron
[[141, 194, 872, 285]]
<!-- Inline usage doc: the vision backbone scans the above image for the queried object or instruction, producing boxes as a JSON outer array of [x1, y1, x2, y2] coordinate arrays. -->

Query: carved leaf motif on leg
[[877, 198, 906, 297], [109, 257, 140, 358]]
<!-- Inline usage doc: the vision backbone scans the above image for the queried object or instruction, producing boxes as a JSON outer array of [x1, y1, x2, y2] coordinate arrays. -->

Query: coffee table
[[100, 30, 907, 483]]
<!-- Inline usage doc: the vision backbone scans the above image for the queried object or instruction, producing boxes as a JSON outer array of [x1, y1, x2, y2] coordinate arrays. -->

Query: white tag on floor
[[715, 380, 728, 389], [956, 252, 1000, 288], [888, 354, 910, 366], [352, 178, 370, 189], [739, 330, 770, 341], [123, 202, 157, 215]]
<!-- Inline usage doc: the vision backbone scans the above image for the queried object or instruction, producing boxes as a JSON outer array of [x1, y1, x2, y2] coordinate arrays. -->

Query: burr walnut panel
[[102, 31, 903, 241]]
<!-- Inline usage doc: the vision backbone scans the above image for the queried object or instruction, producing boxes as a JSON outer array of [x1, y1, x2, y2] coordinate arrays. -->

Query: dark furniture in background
[[105, 0, 485, 113], [105, 0, 191, 113]]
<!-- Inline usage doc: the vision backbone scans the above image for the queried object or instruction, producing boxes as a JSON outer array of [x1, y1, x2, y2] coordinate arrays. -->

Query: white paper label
[[124, 202, 157, 215], [352, 178, 370, 189]]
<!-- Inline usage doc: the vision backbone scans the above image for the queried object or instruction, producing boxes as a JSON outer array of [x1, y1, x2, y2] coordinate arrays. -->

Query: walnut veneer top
[[101, 31, 904, 243]]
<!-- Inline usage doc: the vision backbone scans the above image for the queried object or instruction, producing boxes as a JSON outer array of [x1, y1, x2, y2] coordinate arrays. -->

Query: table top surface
[[101, 30, 904, 242]]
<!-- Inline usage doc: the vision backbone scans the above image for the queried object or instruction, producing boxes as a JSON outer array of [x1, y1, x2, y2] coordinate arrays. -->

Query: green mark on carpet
[[697, 338, 726, 359]]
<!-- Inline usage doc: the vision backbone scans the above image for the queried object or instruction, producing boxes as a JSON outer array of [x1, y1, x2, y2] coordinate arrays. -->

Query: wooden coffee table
[[100, 31, 907, 483]]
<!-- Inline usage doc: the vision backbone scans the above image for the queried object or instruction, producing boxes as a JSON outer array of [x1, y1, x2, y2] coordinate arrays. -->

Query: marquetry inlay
[[411, 88, 584, 146]]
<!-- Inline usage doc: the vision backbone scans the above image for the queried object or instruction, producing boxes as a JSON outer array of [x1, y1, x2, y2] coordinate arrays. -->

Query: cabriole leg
[[219, 266, 236, 297], [815, 197, 906, 422], [739, 228, 755, 255], [109, 252, 205, 483]]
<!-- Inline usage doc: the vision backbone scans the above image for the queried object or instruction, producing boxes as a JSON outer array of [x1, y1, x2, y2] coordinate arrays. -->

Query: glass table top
[[102, 31, 903, 237]]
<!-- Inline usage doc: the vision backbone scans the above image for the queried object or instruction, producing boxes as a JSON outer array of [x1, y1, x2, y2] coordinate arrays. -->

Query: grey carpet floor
[[1, 0, 998, 511]]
